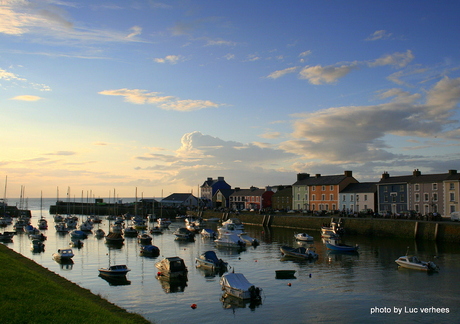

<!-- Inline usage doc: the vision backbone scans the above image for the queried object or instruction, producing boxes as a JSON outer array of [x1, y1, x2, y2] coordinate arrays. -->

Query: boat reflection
[[99, 274, 131, 286], [220, 294, 262, 310], [156, 276, 187, 293], [58, 260, 74, 270], [196, 266, 227, 279]]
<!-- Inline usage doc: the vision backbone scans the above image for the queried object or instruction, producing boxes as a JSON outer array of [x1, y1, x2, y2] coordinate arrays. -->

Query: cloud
[[205, 39, 237, 46], [223, 53, 235, 60], [299, 64, 358, 84], [99, 88, 221, 112], [258, 132, 282, 139], [368, 50, 414, 68], [44, 151, 76, 156], [365, 30, 392, 41], [0, 68, 26, 81], [153, 55, 183, 64], [266, 67, 298, 79], [279, 77, 460, 163], [9, 95, 43, 101], [126, 26, 142, 38]]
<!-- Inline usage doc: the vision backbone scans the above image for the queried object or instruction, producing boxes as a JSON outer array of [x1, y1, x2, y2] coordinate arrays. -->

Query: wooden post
[[414, 221, 419, 239], [434, 223, 439, 241]]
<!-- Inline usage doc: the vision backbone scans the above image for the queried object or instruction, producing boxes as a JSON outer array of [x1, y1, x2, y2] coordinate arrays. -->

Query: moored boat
[[275, 270, 296, 279], [294, 233, 314, 242], [325, 239, 358, 252], [220, 273, 262, 301], [280, 246, 318, 260], [94, 228, 105, 238], [395, 255, 439, 271], [98, 264, 131, 277], [214, 233, 246, 249], [105, 232, 124, 244], [52, 248, 74, 261], [195, 250, 228, 271], [140, 244, 160, 257], [138, 233, 153, 245], [155, 256, 188, 279], [173, 227, 195, 241]]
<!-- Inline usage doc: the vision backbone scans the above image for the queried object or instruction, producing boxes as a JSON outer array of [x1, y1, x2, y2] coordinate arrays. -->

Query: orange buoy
[[157, 271, 162, 276], [191, 303, 197, 309], [288, 283, 292, 286]]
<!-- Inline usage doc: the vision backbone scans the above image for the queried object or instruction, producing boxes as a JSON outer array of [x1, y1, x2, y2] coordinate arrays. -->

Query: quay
[[191, 211, 460, 243]]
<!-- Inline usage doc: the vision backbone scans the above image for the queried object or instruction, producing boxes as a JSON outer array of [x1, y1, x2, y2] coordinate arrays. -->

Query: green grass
[[0, 244, 152, 324]]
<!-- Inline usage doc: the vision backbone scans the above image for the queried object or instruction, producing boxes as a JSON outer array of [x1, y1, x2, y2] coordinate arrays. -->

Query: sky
[[1, 0, 460, 199]]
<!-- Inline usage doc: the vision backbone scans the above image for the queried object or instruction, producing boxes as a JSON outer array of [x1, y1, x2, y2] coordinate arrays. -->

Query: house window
[[312, 186, 316, 191], [400, 185, 404, 191], [312, 194, 316, 201], [415, 193, 420, 202], [433, 193, 438, 202], [330, 185, 334, 191], [451, 205, 456, 213], [415, 204, 419, 212], [332, 204, 336, 210], [356, 195, 359, 202], [392, 195, 396, 202], [297, 194, 300, 200], [424, 193, 429, 202], [450, 183, 455, 190], [432, 183, 438, 190], [415, 184, 420, 191], [400, 194, 404, 202], [384, 186, 388, 192], [450, 193, 455, 201], [342, 195, 346, 201], [350, 195, 354, 202], [330, 194, 333, 200], [384, 196, 388, 202], [321, 194, 325, 200], [322, 185, 326, 191], [364, 194, 368, 201]]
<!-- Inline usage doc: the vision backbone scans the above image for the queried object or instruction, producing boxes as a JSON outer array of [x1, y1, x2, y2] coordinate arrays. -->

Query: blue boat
[[325, 239, 359, 252]]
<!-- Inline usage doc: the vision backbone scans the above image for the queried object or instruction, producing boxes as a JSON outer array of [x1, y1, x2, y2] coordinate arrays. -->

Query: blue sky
[[1, 0, 460, 199]]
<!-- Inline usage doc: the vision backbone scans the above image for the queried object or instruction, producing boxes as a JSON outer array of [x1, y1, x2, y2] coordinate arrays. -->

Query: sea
[[2, 198, 460, 324]]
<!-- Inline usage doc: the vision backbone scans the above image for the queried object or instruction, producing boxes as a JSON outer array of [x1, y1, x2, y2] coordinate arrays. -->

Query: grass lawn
[[0, 244, 152, 324]]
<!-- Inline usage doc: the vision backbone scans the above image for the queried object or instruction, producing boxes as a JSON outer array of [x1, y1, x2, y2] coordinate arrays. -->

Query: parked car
[[451, 212, 460, 221]]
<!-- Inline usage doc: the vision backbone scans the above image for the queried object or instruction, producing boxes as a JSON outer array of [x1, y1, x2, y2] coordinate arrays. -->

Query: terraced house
[[292, 171, 358, 212], [377, 169, 460, 215]]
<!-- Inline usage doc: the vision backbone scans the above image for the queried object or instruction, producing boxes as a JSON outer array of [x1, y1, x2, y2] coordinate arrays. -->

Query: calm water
[[3, 198, 460, 324]]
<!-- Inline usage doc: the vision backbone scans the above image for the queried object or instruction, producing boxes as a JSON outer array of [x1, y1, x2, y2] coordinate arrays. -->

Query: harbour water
[[2, 198, 460, 324]]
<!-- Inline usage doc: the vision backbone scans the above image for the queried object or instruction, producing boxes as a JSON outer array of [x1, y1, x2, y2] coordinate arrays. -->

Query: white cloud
[[99, 88, 221, 112], [126, 26, 142, 38], [368, 50, 414, 68], [266, 67, 298, 79], [365, 30, 392, 41], [10, 95, 43, 101], [299, 64, 358, 84], [153, 55, 183, 64]]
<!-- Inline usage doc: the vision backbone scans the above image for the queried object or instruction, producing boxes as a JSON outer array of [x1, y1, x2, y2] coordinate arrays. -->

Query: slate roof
[[293, 174, 352, 186], [378, 171, 460, 184], [162, 193, 196, 202], [341, 182, 377, 193], [231, 188, 266, 197]]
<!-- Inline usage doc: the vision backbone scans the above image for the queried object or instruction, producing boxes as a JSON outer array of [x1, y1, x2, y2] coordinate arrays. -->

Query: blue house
[[200, 177, 231, 208]]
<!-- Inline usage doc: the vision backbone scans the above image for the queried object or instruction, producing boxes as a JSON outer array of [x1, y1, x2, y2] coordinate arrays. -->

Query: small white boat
[[222, 218, 244, 231], [0, 231, 14, 242], [173, 228, 195, 241], [280, 246, 318, 260], [395, 255, 439, 271], [155, 257, 188, 278], [201, 228, 217, 239], [220, 273, 262, 300], [295, 233, 314, 241], [52, 248, 74, 261], [55, 222, 69, 233], [215, 233, 246, 249], [98, 264, 131, 277]]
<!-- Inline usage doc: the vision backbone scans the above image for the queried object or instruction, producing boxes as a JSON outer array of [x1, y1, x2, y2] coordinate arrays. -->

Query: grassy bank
[[0, 244, 152, 324]]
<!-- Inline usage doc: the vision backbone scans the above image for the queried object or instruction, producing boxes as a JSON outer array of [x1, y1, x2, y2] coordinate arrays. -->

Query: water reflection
[[99, 274, 131, 286], [220, 294, 262, 310], [156, 277, 188, 293]]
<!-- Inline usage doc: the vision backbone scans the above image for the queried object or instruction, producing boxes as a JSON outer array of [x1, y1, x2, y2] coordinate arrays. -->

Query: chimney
[[297, 173, 310, 181], [207, 177, 212, 181], [315, 174, 321, 178], [234, 187, 240, 191], [449, 170, 457, 175], [381, 171, 390, 179], [413, 169, 421, 177], [344, 170, 352, 177], [217, 176, 224, 181]]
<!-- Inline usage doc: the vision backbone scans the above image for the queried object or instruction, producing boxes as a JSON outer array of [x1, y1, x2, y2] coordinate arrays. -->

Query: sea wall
[[193, 211, 460, 243]]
